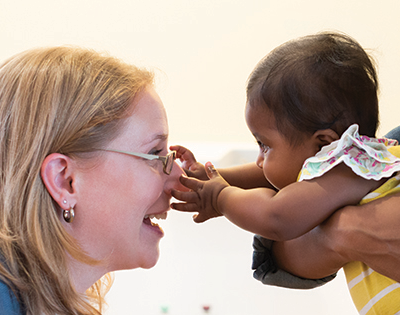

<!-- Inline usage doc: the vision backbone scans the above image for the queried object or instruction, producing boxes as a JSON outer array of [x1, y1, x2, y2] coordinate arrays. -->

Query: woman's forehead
[[115, 88, 169, 148]]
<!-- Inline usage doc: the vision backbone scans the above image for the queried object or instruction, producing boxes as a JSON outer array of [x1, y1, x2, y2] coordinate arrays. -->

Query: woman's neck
[[68, 257, 109, 293]]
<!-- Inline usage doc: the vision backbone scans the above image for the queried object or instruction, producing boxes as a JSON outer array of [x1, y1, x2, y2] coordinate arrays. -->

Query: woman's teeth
[[144, 212, 168, 221]]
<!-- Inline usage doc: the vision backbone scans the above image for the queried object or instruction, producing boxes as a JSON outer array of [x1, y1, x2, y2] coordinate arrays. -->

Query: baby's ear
[[313, 129, 340, 148]]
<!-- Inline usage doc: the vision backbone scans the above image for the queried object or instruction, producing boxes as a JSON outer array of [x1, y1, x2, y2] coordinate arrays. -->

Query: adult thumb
[[205, 161, 219, 179]]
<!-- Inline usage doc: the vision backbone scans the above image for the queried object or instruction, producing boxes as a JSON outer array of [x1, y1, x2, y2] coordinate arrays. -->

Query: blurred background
[[1, 1, 399, 314]]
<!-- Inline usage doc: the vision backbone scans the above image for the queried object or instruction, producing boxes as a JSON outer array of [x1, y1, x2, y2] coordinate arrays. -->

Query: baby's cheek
[[264, 169, 283, 190]]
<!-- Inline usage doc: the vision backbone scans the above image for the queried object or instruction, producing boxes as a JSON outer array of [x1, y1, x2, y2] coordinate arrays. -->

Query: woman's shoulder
[[0, 278, 25, 315]]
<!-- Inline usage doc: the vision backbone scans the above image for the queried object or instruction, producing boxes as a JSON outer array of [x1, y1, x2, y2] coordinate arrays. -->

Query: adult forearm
[[320, 196, 400, 282]]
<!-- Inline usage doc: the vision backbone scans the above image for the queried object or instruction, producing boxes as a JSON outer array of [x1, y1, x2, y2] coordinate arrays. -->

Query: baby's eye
[[257, 141, 270, 154]]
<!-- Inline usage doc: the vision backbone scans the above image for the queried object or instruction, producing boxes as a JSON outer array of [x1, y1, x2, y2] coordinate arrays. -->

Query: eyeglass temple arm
[[104, 149, 167, 162]]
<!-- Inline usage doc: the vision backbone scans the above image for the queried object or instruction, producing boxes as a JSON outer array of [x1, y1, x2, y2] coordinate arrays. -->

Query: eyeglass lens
[[164, 151, 176, 175]]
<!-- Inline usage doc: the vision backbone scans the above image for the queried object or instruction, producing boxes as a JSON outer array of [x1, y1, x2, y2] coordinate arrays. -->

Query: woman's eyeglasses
[[102, 149, 176, 175]]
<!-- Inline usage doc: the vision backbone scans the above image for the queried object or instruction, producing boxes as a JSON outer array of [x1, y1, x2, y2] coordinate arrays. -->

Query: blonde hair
[[0, 46, 154, 314]]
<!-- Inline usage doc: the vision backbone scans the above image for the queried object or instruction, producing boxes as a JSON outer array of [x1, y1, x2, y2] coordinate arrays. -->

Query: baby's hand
[[171, 162, 229, 223], [170, 145, 207, 180]]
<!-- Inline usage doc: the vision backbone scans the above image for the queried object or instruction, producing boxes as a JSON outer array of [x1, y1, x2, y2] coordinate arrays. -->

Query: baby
[[171, 32, 400, 314]]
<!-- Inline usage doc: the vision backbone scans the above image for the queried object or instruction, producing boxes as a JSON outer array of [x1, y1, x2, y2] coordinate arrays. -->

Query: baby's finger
[[205, 162, 220, 179], [184, 167, 205, 178], [171, 201, 200, 212], [171, 189, 199, 203], [184, 169, 195, 177], [170, 145, 197, 163], [169, 145, 186, 156], [192, 213, 209, 223], [179, 175, 203, 191]]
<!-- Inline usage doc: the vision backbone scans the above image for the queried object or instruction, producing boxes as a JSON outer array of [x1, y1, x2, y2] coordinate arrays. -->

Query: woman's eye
[[149, 149, 163, 156]]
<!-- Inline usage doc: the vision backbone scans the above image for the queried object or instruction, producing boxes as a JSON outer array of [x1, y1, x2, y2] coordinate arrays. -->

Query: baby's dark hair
[[246, 32, 379, 145]]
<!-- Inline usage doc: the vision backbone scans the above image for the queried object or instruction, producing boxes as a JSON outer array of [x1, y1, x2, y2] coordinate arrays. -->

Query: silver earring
[[63, 207, 75, 223]]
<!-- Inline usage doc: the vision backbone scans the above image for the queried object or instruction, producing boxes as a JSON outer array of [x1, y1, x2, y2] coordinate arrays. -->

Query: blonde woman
[[0, 47, 186, 314]]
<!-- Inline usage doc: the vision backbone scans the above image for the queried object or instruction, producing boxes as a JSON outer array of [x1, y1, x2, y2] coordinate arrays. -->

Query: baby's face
[[245, 103, 319, 189]]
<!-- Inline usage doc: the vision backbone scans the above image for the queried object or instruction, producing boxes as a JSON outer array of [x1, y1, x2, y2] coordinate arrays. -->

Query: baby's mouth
[[143, 212, 168, 227]]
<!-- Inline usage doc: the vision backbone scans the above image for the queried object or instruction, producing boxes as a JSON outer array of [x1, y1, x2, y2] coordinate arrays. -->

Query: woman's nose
[[165, 160, 190, 192]]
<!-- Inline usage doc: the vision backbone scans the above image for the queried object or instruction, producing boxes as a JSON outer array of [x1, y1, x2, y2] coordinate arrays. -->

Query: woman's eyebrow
[[149, 133, 168, 143]]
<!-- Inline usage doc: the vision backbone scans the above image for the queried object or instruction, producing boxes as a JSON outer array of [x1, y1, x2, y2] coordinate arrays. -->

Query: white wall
[[1, 1, 399, 314]]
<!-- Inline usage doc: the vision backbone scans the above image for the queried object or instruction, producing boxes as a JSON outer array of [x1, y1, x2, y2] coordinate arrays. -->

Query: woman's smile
[[143, 211, 168, 234]]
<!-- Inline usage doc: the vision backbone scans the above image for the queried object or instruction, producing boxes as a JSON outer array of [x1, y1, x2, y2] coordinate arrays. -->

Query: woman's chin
[[139, 250, 160, 269]]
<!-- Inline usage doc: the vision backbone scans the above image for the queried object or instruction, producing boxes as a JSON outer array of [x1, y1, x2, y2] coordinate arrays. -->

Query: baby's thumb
[[205, 162, 219, 179]]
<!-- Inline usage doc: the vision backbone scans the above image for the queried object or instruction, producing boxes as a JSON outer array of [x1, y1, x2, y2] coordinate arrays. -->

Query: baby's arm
[[218, 163, 274, 190], [173, 162, 385, 241], [170, 145, 274, 189]]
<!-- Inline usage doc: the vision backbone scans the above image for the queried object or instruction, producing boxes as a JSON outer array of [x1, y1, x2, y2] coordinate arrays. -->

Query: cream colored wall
[[1, 1, 399, 146], [1, 1, 399, 314]]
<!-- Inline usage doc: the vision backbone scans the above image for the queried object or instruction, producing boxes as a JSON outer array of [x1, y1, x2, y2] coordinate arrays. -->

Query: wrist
[[216, 186, 234, 216]]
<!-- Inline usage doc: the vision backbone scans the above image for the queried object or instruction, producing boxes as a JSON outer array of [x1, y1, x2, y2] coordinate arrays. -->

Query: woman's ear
[[313, 129, 340, 148], [41, 153, 76, 209]]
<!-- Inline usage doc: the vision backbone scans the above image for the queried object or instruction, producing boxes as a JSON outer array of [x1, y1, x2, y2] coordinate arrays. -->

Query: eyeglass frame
[[100, 149, 176, 175]]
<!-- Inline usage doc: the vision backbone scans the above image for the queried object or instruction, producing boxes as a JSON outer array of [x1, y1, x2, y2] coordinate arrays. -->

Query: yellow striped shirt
[[344, 146, 400, 314]]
